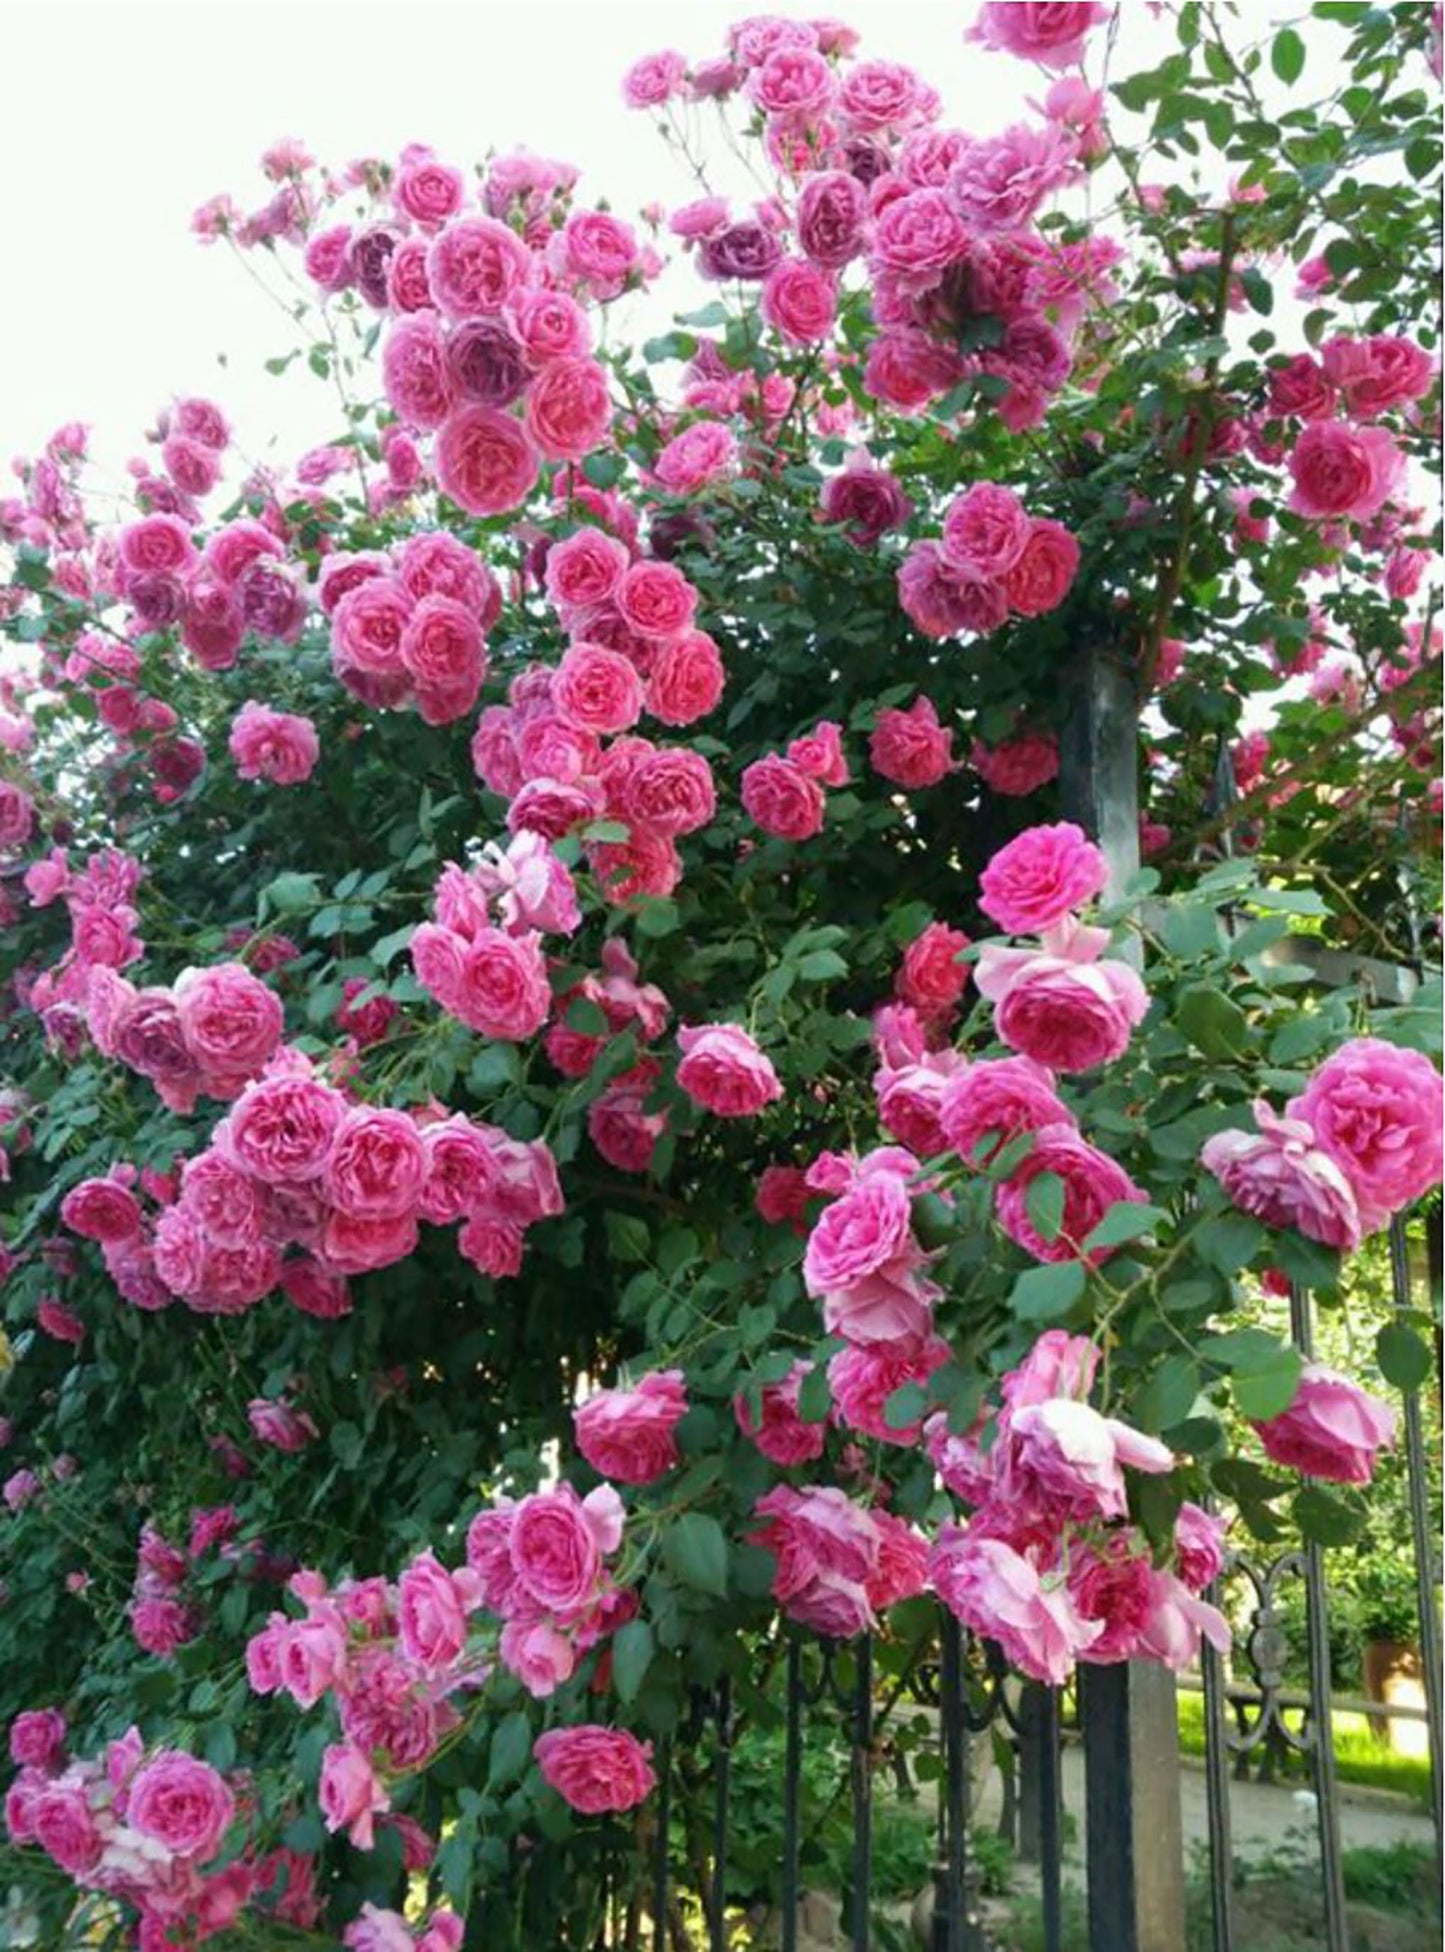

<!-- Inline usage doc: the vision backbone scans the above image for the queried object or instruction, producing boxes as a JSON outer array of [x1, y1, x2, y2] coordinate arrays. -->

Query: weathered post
[[1060, 640, 1188, 1952]]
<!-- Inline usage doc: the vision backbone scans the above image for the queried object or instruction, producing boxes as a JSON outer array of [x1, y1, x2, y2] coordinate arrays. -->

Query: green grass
[[1175, 1687, 1432, 1806]]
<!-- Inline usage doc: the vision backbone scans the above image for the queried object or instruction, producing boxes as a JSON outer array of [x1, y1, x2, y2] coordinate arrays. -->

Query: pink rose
[[622, 49, 687, 108], [1289, 1038, 1443, 1233], [282, 1257, 352, 1319], [761, 259, 837, 344], [435, 406, 540, 518], [939, 1056, 1072, 1166], [976, 925, 1149, 1073], [31, 1781, 102, 1874], [996, 1124, 1148, 1262], [864, 333, 966, 411], [941, 483, 1031, 578], [1201, 1101, 1362, 1252], [544, 526, 628, 615], [621, 748, 717, 836], [37, 1297, 85, 1346], [61, 1174, 142, 1244], [1003, 519, 1081, 616], [516, 289, 594, 365], [931, 1527, 1102, 1685], [229, 701, 320, 785], [398, 1550, 477, 1671], [174, 962, 284, 1095], [819, 455, 912, 546], [128, 1750, 235, 1862], [617, 560, 698, 638], [397, 531, 501, 623], [676, 1023, 783, 1118], [401, 597, 488, 724], [427, 216, 530, 319], [1253, 1362, 1396, 1486], [534, 1726, 657, 1814], [324, 1107, 427, 1221], [653, 421, 738, 495], [1269, 354, 1336, 421], [560, 210, 642, 298], [447, 319, 529, 406], [553, 643, 645, 734], [224, 1071, 344, 1183], [0, 783, 34, 853], [972, 2, 1109, 69], [871, 188, 966, 283], [734, 1360, 827, 1466], [499, 1617, 577, 1696], [1174, 1502, 1228, 1591], [509, 1485, 616, 1613], [1320, 334, 1436, 415], [978, 822, 1108, 934], [525, 357, 613, 461], [999, 1398, 1173, 1523], [972, 732, 1060, 797], [9, 1709, 66, 1771], [948, 124, 1079, 233], [247, 1398, 319, 1451], [1288, 420, 1405, 522], [897, 921, 971, 1020], [804, 1167, 914, 1294], [319, 1742, 390, 1850], [381, 315, 455, 430], [646, 630, 725, 725], [421, 924, 551, 1040], [828, 1336, 949, 1445], [277, 1617, 347, 1708], [740, 754, 826, 840], [788, 721, 848, 787], [574, 1369, 687, 1484], [797, 170, 868, 267], [870, 697, 956, 789]]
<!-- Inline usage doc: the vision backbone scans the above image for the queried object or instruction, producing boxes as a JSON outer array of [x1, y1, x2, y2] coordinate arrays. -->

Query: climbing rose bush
[[0, 4, 1440, 1945]]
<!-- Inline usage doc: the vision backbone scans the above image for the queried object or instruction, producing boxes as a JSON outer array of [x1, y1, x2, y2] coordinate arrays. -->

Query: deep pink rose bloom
[[320, 1742, 390, 1850], [741, 753, 826, 840], [941, 483, 1032, 579], [398, 1550, 477, 1671], [996, 1124, 1148, 1262], [1066, 1535, 1159, 1662], [897, 921, 971, 1020], [870, 697, 957, 789], [435, 406, 540, 518], [427, 215, 530, 319], [819, 455, 912, 546], [509, 1484, 619, 1613], [277, 1616, 347, 1708], [621, 748, 717, 836], [61, 1175, 142, 1244], [653, 421, 738, 495], [30, 1781, 102, 1873], [1174, 1502, 1228, 1592], [1253, 1363, 1396, 1486], [0, 783, 35, 852], [978, 823, 1108, 935], [554, 643, 645, 735], [930, 1527, 1102, 1685], [394, 152, 465, 230], [1287, 420, 1405, 522], [575, 1369, 688, 1484], [229, 700, 320, 785], [734, 1360, 827, 1466], [397, 531, 500, 624], [646, 631, 726, 725], [247, 1398, 319, 1451], [128, 1751, 234, 1861], [1269, 354, 1336, 421], [545, 526, 628, 614], [797, 170, 868, 267], [1004, 518, 1081, 616], [761, 259, 837, 345], [224, 1072, 344, 1183], [534, 1727, 657, 1814], [1320, 334, 1436, 415], [871, 189, 967, 285], [803, 1169, 914, 1295], [174, 962, 283, 1096], [972, 2, 1109, 69], [999, 1397, 1173, 1523], [1201, 1100, 1362, 1252], [829, 1335, 949, 1446], [939, 1056, 1071, 1166], [500, 1617, 577, 1697], [1289, 1038, 1444, 1233], [976, 926, 1149, 1073], [433, 925, 551, 1040], [9, 1709, 66, 1771], [401, 596, 488, 723], [864, 332, 967, 411], [324, 1107, 427, 1221], [525, 357, 613, 462], [788, 721, 849, 787], [617, 559, 698, 638], [38, 1298, 85, 1346], [676, 1023, 783, 1117], [972, 732, 1060, 797]]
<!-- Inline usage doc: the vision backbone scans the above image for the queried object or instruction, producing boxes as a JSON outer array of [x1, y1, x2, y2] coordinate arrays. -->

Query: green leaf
[[261, 871, 320, 916], [610, 1619, 655, 1704], [487, 1710, 533, 1790], [883, 1382, 929, 1431], [797, 949, 848, 982], [1225, 1342, 1303, 1421], [664, 1513, 729, 1598], [1271, 26, 1305, 83], [329, 1421, 363, 1469], [1176, 983, 1250, 1060], [1293, 1484, 1365, 1548], [797, 1364, 832, 1424], [1009, 1260, 1086, 1323], [1376, 1321, 1431, 1392], [605, 1212, 650, 1264], [1025, 1171, 1066, 1245], [635, 898, 681, 938], [1194, 1211, 1266, 1276], [1083, 1202, 1166, 1253], [1132, 1356, 1201, 1434]]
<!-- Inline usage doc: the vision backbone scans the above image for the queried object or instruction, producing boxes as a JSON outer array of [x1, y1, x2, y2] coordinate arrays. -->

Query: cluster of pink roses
[[83, 956, 282, 1116], [5, 1717, 321, 1946], [1271, 334, 1433, 526], [112, 510, 306, 667], [412, 832, 577, 1039], [1202, 1036, 1444, 1253], [899, 482, 1081, 641], [741, 720, 849, 841], [22, 846, 146, 1057], [927, 1331, 1229, 1685]]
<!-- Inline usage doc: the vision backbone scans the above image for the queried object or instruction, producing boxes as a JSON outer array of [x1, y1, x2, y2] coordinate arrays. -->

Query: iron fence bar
[[1079, 1662, 1138, 1952], [1036, 1685, 1063, 1952], [1289, 1282, 1349, 1952], [781, 1632, 803, 1952], [1200, 1559, 1236, 1952], [709, 1675, 732, 1952], [849, 1635, 873, 1952], [1389, 1214, 1444, 1861], [938, 1609, 968, 1952], [651, 1734, 671, 1952]]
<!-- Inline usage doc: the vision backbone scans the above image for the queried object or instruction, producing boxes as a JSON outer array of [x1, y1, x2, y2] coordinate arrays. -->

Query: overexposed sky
[[1, 0, 1189, 489]]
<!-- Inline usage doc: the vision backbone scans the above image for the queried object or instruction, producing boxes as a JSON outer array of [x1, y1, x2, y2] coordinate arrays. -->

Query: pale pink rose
[[533, 1726, 657, 1813], [509, 1486, 608, 1613], [1174, 1502, 1228, 1592], [344, 1904, 416, 1952], [870, 697, 956, 789], [247, 1398, 319, 1452], [931, 1526, 1101, 1684], [128, 1750, 234, 1861], [427, 215, 530, 319], [224, 1072, 344, 1183], [1289, 1038, 1443, 1233], [499, 1617, 577, 1696], [753, 1484, 879, 1603], [622, 49, 687, 108], [553, 643, 644, 735], [575, 1370, 687, 1484], [976, 924, 1149, 1073], [398, 1550, 477, 1671], [996, 1124, 1148, 1262], [734, 1360, 827, 1466], [653, 421, 738, 494], [829, 1335, 949, 1445], [320, 1742, 390, 1850], [30, 1780, 102, 1873], [174, 962, 283, 1095], [1320, 334, 1436, 415], [418, 1116, 500, 1224], [1288, 420, 1405, 521], [804, 1168, 914, 1294], [1135, 1571, 1232, 1670], [277, 1616, 347, 1709], [559, 209, 642, 298], [1004, 519, 1081, 616], [61, 1175, 142, 1244], [978, 823, 1108, 934], [939, 1056, 1071, 1165], [676, 1023, 783, 1117], [646, 630, 726, 725], [9, 1709, 66, 1771], [1253, 1362, 1396, 1485], [839, 57, 925, 132], [228, 700, 320, 785], [435, 405, 540, 517], [1200, 1101, 1362, 1251], [544, 526, 628, 614], [972, 2, 1109, 69], [741, 753, 826, 840], [948, 124, 1080, 232], [999, 1397, 1173, 1522], [434, 925, 551, 1040], [941, 483, 1032, 578]]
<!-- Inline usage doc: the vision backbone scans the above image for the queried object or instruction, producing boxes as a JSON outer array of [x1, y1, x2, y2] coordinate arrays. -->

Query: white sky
[[1, 0, 1190, 492]]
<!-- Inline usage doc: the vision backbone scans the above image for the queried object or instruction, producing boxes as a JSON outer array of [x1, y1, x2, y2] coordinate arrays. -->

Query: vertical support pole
[[849, 1636, 874, 1952], [1389, 1217, 1443, 1862], [1200, 1557, 1236, 1952], [710, 1675, 732, 1952], [1037, 1688, 1064, 1952], [781, 1633, 803, 1952], [939, 1610, 968, 1952], [651, 1735, 671, 1952], [1017, 1682, 1046, 1861], [1063, 643, 1186, 1952], [1289, 1282, 1349, 1952]]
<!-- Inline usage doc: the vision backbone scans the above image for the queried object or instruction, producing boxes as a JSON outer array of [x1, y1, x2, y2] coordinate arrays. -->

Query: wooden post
[[1060, 640, 1187, 1952]]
